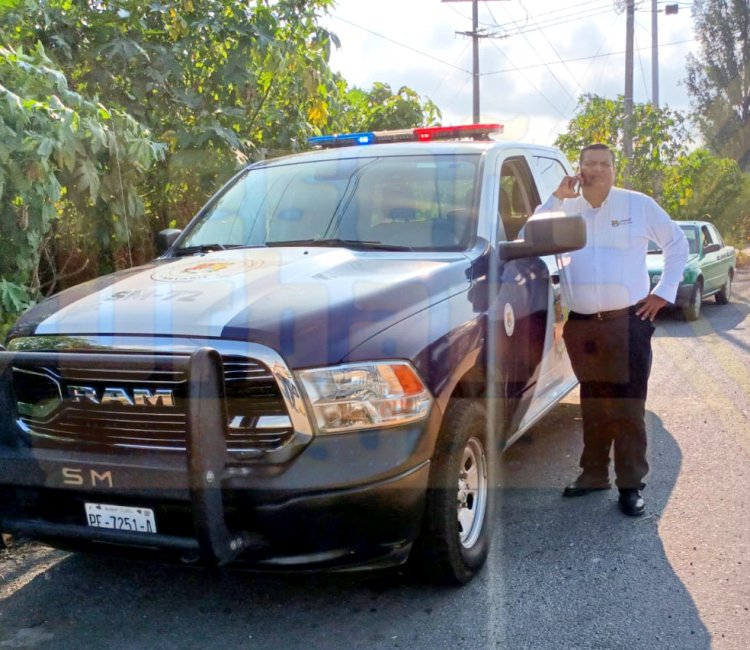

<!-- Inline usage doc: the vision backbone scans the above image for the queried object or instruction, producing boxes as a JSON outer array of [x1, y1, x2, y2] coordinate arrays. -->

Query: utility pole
[[623, 0, 635, 164], [443, 0, 507, 123], [472, 0, 479, 122], [652, 0, 659, 107]]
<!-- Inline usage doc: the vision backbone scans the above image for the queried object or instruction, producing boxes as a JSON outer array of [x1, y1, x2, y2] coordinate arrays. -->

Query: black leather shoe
[[562, 474, 612, 497], [618, 489, 646, 516]]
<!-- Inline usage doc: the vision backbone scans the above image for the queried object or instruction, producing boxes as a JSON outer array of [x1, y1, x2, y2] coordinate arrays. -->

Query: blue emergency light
[[308, 131, 376, 147]]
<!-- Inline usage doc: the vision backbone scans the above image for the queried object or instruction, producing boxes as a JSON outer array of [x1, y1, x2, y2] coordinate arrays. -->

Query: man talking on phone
[[535, 143, 688, 516]]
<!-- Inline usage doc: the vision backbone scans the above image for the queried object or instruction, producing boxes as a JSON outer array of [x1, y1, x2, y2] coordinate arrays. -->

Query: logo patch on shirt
[[610, 218, 632, 227]]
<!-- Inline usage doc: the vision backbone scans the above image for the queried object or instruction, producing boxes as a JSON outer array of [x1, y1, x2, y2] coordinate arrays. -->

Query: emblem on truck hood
[[151, 258, 268, 282], [67, 386, 176, 407]]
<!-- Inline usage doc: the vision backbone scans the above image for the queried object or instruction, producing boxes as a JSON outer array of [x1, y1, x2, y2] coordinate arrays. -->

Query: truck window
[[533, 155, 568, 200], [179, 154, 481, 251], [498, 157, 540, 241]]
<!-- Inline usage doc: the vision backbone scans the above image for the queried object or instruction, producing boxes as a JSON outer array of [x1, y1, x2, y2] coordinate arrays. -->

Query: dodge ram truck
[[0, 124, 585, 584]]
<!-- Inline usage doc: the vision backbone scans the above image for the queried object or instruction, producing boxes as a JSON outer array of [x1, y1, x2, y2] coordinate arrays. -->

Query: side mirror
[[703, 243, 720, 254], [155, 228, 182, 256], [499, 213, 586, 261]]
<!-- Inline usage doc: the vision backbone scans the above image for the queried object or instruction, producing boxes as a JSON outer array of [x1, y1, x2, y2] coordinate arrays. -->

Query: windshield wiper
[[173, 244, 244, 257], [265, 238, 414, 251]]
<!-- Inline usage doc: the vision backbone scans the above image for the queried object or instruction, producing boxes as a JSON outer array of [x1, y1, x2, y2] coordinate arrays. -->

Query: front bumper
[[649, 276, 694, 308], [0, 347, 434, 570]]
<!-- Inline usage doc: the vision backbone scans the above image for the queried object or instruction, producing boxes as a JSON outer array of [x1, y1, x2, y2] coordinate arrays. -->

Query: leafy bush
[[0, 43, 163, 321]]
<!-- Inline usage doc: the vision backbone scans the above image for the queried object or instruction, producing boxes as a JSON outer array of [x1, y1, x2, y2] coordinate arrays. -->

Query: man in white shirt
[[536, 144, 688, 516]]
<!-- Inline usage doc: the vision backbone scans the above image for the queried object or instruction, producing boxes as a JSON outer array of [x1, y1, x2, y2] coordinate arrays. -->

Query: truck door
[[520, 154, 577, 426], [490, 154, 551, 441], [488, 152, 578, 446]]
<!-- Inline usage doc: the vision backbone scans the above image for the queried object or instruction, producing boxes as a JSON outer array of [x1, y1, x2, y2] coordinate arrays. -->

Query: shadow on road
[[0, 402, 710, 650], [492, 401, 710, 649], [655, 268, 750, 345]]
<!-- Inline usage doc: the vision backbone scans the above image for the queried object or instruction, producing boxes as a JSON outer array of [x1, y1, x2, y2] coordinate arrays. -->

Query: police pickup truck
[[0, 124, 584, 584]]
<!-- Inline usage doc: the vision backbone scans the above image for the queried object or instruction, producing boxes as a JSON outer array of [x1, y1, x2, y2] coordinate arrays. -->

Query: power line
[[498, 8, 616, 38], [330, 15, 472, 75], [487, 38, 570, 120], [484, 3, 616, 35], [544, 11, 624, 141], [518, 1, 586, 94], [481, 38, 694, 76], [430, 40, 473, 98], [481, 0, 614, 31], [634, 29, 652, 102], [490, 0, 577, 103]]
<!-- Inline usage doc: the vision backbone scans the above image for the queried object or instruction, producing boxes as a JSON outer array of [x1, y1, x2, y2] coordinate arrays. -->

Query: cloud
[[323, 0, 697, 142]]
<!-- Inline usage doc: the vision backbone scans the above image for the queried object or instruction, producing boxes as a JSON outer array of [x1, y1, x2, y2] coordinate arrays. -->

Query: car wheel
[[411, 399, 493, 585], [683, 281, 703, 321], [715, 272, 732, 304]]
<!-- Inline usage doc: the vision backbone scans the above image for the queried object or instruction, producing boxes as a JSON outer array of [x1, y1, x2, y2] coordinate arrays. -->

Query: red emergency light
[[413, 123, 503, 142]]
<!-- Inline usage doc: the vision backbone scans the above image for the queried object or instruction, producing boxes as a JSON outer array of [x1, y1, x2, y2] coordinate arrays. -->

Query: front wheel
[[715, 272, 732, 304], [683, 281, 703, 321], [411, 400, 493, 585]]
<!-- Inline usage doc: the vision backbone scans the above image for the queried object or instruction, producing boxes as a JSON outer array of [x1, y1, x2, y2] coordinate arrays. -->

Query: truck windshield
[[177, 154, 480, 252]]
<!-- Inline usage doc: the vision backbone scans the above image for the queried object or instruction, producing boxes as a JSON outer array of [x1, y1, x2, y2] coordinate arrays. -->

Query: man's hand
[[636, 294, 667, 322], [552, 175, 583, 200]]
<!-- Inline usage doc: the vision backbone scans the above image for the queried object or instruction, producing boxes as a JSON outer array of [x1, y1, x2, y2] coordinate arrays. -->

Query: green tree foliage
[[663, 149, 750, 245], [685, 0, 750, 170], [0, 43, 162, 330], [327, 81, 441, 133], [1, 0, 340, 229], [555, 93, 750, 246], [554, 94, 689, 197], [0, 0, 444, 322]]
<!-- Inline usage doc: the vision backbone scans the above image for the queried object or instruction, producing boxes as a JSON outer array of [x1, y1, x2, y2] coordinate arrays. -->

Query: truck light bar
[[308, 123, 503, 148]]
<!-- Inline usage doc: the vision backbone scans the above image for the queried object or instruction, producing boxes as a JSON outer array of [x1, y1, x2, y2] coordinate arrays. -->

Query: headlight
[[296, 361, 433, 434]]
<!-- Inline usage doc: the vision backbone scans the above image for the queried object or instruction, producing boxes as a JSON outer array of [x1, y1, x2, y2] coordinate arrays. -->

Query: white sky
[[320, 0, 697, 145]]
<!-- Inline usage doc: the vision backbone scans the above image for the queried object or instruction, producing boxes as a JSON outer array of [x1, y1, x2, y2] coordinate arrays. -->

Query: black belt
[[568, 306, 637, 321]]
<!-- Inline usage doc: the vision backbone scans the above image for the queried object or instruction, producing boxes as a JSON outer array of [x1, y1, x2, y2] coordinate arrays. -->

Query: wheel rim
[[456, 437, 488, 548], [694, 285, 702, 317], [725, 276, 732, 301], [687, 284, 702, 320]]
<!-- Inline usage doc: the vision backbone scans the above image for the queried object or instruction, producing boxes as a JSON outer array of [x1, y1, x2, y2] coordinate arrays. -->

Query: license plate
[[84, 503, 157, 534]]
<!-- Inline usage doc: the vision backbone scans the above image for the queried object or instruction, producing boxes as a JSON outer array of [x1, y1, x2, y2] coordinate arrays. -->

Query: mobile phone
[[571, 178, 581, 194]]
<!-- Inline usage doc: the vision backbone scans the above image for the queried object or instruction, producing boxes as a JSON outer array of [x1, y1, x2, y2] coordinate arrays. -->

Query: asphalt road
[[1, 270, 749, 649]]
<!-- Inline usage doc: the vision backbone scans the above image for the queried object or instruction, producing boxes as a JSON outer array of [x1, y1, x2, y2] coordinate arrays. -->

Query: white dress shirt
[[535, 187, 689, 314]]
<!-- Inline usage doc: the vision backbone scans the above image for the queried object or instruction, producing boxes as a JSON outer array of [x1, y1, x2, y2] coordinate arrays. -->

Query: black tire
[[715, 272, 732, 305], [411, 399, 493, 585], [683, 281, 703, 321]]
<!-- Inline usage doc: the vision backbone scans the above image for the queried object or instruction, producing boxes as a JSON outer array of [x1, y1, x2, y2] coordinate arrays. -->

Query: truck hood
[[20, 247, 473, 367], [647, 252, 698, 273]]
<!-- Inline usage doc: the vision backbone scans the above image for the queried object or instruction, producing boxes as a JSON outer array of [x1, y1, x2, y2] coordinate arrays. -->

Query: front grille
[[12, 354, 294, 456], [223, 356, 294, 452]]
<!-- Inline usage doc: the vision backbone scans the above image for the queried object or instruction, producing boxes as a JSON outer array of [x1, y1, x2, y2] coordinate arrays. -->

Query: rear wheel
[[715, 272, 732, 304], [411, 399, 493, 585], [683, 281, 703, 321]]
